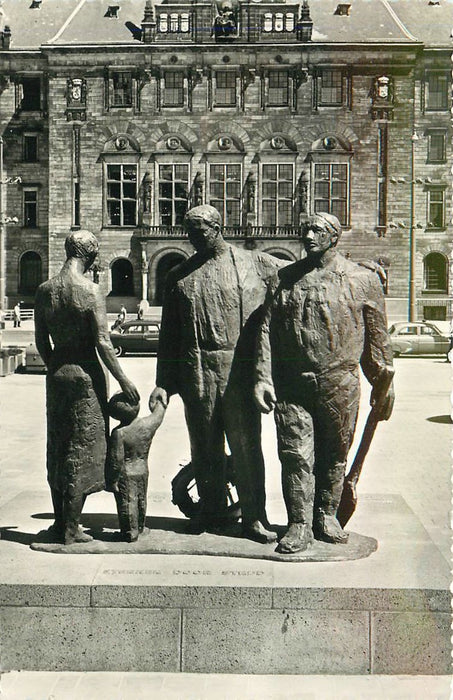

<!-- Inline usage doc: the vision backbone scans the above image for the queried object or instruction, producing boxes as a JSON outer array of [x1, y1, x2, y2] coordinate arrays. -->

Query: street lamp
[[408, 131, 419, 322]]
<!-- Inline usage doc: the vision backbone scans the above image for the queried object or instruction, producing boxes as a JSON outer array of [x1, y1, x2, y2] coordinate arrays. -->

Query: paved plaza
[[0, 343, 451, 698]]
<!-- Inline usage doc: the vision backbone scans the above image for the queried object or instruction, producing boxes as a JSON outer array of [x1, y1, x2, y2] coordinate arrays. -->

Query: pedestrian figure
[[13, 301, 21, 327], [106, 392, 166, 542], [255, 213, 394, 554], [35, 230, 139, 545], [119, 304, 127, 323]]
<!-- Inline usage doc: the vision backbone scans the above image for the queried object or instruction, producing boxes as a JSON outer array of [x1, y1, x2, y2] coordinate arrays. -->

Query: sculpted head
[[183, 205, 223, 254], [301, 213, 342, 258], [108, 391, 140, 426], [65, 230, 99, 272]]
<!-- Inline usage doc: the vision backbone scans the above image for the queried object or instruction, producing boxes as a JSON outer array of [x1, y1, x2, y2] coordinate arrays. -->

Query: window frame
[[259, 162, 295, 227], [105, 163, 138, 228], [312, 160, 351, 228], [111, 70, 133, 108], [267, 70, 290, 107], [23, 187, 38, 228], [157, 162, 190, 226], [214, 70, 237, 107], [423, 252, 448, 293], [208, 162, 242, 226], [426, 187, 446, 230], [15, 75, 42, 112], [23, 133, 39, 163], [427, 129, 446, 164], [425, 72, 449, 112], [318, 68, 343, 107], [162, 70, 185, 108]]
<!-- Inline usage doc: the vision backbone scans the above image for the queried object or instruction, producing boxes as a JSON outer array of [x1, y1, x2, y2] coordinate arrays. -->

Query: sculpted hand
[[254, 381, 277, 414], [149, 386, 169, 411], [370, 367, 395, 421], [120, 377, 140, 405]]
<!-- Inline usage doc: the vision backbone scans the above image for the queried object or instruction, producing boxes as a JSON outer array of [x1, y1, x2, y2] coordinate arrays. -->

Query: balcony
[[138, 225, 301, 239]]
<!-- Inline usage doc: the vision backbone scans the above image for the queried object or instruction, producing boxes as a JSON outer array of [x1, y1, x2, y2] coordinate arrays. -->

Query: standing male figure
[[149, 204, 282, 543], [13, 301, 21, 327], [254, 213, 394, 554], [35, 230, 139, 544]]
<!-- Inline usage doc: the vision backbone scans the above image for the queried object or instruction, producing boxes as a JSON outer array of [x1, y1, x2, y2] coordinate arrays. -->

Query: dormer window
[[105, 5, 120, 18], [334, 3, 351, 15]]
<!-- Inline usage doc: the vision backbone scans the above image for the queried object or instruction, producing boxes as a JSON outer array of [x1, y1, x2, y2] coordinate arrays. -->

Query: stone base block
[[0, 494, 450, 674]]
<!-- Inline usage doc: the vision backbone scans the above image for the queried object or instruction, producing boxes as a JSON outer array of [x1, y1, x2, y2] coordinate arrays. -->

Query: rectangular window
[[314, 163, 349, 226], [23, 134, 38, 162], [106, 164, 137, 226], [158, 164, 189, 226], [209, 164, 241, 225], [163, 71, 184, 107], [319, 69, 343, 106], [261, 164, 293, 226], [19, 77, 41, 111], [23, 189, 38, 227], [112, 71, 133, 107], [268, 71, 289, 106], [426, 73, 449, 111], [215, 72, 237, 106], [427, 189, 445, 229], [427, 131, 446, 163]]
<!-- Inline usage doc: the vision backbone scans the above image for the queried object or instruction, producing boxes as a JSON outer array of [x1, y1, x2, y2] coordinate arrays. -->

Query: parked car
[[110, 319, 160, 356], [388, 322, 450, 357], [25, 342, 47, 372]]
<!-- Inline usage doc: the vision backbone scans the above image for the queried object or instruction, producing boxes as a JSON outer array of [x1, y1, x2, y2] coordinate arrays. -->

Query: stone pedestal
[[0, 493, 449, 674]]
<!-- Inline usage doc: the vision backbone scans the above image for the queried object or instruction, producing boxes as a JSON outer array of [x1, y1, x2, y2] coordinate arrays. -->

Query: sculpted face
[[302, 216, 338, 258], [184, 216, 221, 254]]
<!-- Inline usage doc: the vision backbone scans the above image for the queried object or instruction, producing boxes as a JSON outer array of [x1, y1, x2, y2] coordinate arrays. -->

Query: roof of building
[[0, 0, 451, 50]]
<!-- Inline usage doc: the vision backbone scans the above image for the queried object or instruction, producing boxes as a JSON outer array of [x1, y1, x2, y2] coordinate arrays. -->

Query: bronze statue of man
[[150, 204, 282, 543], [35, 230, 139, 544], [254, 213, 394, 554]]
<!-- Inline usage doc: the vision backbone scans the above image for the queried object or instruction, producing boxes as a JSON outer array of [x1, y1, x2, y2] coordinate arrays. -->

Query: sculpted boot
[[277, 457, 315, 553], [313, 466, 349, 544], [276, 522, 313, 554]]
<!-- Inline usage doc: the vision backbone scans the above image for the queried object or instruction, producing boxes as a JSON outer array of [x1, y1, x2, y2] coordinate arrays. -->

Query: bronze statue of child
[[106, 392, 166, 542]]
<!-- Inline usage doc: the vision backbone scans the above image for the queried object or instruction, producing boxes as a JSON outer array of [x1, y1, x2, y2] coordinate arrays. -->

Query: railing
[[3, 309, 34, 321], [140, 225, 301, 239]]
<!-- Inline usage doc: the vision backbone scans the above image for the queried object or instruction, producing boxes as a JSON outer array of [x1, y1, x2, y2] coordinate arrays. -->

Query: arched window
[[285, 13, 295, 31], [424, 252, 447, 292], [274, 12, 284, 31], [180, 12, 190, 32], [170, 13, 179, 32], [155, 253, 185, 305], [111, 258, 134, 296], [159, 13, 168, 32], [263, 13, 273, 32], [19, 251, 42, 294]]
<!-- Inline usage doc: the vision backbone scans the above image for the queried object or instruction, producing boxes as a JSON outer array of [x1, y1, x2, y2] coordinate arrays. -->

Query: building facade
[[0, 0, 451, 321]]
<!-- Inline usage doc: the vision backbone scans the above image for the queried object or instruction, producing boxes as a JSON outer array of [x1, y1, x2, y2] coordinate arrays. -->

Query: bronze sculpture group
[[34, 206, 394, 555]]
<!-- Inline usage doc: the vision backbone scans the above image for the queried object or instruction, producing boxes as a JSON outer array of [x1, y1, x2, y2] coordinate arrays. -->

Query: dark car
[[388, 321, 450, 357], [110, 319, 160, 356]]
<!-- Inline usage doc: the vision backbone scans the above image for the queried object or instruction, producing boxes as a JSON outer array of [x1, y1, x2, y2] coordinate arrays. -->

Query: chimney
[[141, 0, 156, 43], [297, 1, 313, 42]]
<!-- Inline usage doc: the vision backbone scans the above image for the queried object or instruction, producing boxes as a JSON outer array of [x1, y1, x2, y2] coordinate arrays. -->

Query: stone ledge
[[1, 605, 450, 674]]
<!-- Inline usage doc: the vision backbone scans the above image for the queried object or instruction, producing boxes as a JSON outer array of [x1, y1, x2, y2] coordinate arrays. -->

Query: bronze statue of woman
[[35, 230, 139, 544]]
